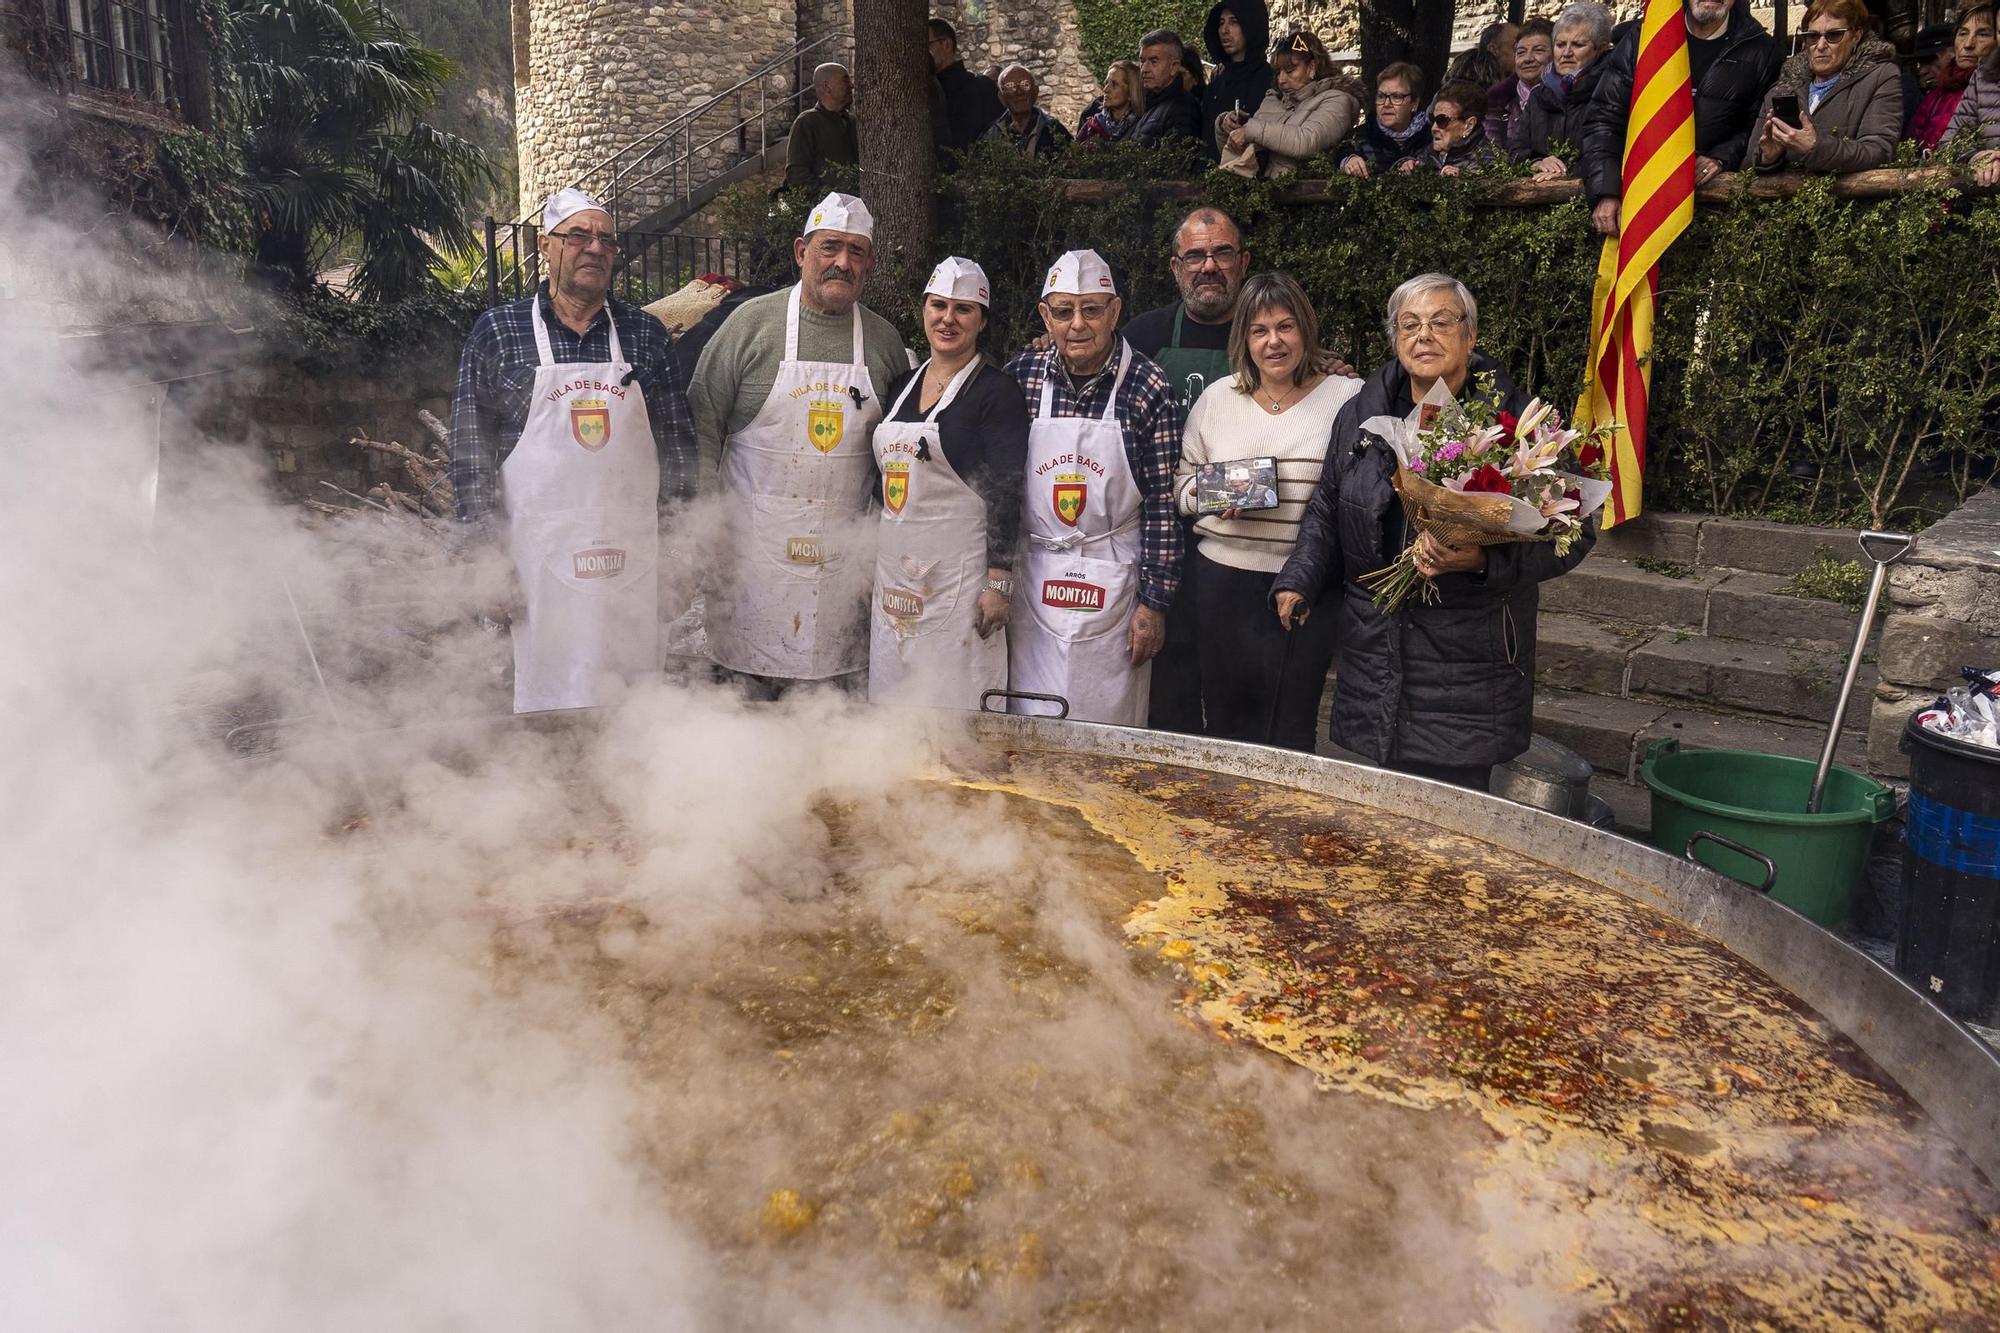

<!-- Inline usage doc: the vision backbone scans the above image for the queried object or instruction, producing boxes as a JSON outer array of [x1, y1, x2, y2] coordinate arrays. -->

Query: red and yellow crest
[[569, 398, 610, 451], [882, 460, 911, 514], [1052, 472, 1088, 528], [807, 398, 846, 453]]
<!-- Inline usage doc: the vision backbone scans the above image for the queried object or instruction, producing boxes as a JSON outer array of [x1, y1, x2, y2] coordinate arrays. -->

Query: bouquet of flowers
[[1357, 375, 1616, 612]]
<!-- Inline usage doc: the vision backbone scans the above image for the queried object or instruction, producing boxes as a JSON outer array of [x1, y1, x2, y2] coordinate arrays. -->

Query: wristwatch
[[982, 575, 1013, 597]]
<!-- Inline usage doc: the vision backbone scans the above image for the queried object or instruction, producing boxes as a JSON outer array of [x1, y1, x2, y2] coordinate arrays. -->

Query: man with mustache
[[688, 192, 913, 695], [448, 187, 696, 713], [1004, 250, 1182, 728]]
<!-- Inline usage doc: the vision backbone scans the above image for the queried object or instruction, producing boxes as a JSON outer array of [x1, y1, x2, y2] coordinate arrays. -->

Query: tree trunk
[[1359, 0, 1454, 97], [851, 0, 935, 275]]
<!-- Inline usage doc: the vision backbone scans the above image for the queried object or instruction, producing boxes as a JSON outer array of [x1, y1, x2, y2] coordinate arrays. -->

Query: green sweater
[[687, 285, 912, 487]]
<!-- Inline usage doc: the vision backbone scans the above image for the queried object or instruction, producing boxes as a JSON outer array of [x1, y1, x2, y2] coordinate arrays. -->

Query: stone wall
[[936, 0, 1099, 125], [1871, 487, 2000, 779], [514, 0, 801, 218], [197, 352, 459, 509]]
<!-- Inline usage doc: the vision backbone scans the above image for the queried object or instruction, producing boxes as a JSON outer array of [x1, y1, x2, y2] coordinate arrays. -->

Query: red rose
[[1578, 440, 1604, 470], [1498, 411, 1520, 435], [1461, 464, 1512, 494]]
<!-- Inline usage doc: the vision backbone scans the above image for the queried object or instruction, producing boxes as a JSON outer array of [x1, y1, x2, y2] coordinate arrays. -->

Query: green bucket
[[1640, 738, 1897, 927]]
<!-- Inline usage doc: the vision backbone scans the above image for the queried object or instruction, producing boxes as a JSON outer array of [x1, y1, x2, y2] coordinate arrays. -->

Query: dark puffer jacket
[[1518, 57, 1609, 168], [1200, 0, 1273, 158], [1580, 7, 1782, 204], [1271, 355, 1595, 767]]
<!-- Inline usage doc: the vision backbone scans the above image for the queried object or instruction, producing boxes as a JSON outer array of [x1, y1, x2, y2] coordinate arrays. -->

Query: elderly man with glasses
[[447, 187, 696, 713], [1003, 250, 1183, 727]]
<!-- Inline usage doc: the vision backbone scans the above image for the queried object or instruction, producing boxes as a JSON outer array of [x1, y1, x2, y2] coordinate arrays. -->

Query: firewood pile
[[304, 409, 456, 522]]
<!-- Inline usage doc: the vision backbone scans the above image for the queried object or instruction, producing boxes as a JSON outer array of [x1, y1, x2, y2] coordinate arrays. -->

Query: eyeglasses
[[1044, 301, 1115, 323], [1174, 246, 1240, 268], [1431, 113, 1467, 127], [549, 229, 621, 253], [1376, 90, 1414, 103], [1395, 311, 1469, 337], [1804, 26, 1851, 44]]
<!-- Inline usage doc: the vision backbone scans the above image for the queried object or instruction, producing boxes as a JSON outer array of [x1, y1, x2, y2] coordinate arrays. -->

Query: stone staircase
[[1529, 513, 1877, 833]]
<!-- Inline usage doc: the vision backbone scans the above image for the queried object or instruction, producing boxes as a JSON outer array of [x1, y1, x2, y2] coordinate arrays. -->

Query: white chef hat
[[803, 192, 875, 241], [1041, 249, 1117, 299], [542, 187, 607, 231], [924, 256, 990, 307]]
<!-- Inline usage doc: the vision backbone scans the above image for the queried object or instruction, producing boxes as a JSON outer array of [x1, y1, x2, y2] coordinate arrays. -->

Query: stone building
[[509, 0, 1676, 220]]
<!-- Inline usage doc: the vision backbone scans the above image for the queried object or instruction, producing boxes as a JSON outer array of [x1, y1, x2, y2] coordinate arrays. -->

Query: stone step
[[1543, 556, 1876, 648], [1626, 631, 1875, 730], [1591, 512, 1865, 577], [1704, 569, 1875, 647], [1540, 554, 1717, 628], [1534, 612, 1645, 696], [1532, 685, 1869, 785]]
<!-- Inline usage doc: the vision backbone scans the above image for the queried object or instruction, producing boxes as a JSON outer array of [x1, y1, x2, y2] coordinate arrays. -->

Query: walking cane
[[1264, 616, 1297, 747]]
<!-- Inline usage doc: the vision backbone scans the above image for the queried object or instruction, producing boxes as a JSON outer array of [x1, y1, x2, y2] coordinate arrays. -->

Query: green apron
[[1150, 305, 1232, 426]]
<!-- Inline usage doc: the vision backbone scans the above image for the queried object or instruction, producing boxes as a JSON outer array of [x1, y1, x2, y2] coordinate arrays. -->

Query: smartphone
[[1771, 93, 1802, 129]]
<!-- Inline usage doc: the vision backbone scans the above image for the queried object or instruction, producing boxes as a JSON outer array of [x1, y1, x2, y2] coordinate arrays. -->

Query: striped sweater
[[1173, 372, 1363, 573]]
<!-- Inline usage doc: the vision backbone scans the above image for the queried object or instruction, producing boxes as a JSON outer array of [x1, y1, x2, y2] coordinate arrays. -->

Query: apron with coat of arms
[[708, 284, 882, 680], [1008, 343, 1149, 727], [501, 298, 661, 713], [867, 357, 1006, 708]]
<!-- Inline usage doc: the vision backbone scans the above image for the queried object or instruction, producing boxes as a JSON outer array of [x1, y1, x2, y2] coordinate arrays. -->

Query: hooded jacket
[[1581, 6, 1782, 203], [1272, 354, 1593, 768], [1945, 66, 2000, 155], [1518, 55, 1609, 168], [1232, 73, 1364, 176], [1741, 36, 1901, 172], [1200, 0, 1274, 158]]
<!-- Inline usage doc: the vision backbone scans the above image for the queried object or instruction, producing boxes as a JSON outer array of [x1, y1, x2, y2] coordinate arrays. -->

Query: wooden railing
[[1057, 165, 1996, 207]]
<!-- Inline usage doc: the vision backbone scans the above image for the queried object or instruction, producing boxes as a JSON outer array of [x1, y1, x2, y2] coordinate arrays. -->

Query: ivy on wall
[[721, 153, 2000, 528], [1075, 0, 1213, 80]]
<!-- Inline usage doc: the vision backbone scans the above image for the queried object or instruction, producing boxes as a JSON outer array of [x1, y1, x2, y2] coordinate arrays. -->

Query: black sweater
[[883, 359, 1030, 569]]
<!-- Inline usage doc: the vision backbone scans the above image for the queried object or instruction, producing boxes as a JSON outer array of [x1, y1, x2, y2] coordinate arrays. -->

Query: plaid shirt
[[448, 283, 697, 525], [1004, 338, 1184, 611]]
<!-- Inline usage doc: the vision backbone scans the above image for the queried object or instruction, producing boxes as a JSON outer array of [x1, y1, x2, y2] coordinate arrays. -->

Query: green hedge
[[725, 153, 2000, 528]]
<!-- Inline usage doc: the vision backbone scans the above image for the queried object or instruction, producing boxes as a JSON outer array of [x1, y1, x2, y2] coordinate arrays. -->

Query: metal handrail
[[520, 29, 844, 229], [486, 29, 843, 300]]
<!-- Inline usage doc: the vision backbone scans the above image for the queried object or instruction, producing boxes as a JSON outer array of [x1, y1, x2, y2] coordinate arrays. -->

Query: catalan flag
[[1578, 0, 1697, 528]]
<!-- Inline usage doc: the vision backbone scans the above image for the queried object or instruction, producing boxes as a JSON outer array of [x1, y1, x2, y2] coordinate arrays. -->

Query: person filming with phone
[[1745, 0, 1901, 173]]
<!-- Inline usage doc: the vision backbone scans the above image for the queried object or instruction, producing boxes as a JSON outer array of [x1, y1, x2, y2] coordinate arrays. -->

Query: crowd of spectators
[[785, 1, 2000, 209]]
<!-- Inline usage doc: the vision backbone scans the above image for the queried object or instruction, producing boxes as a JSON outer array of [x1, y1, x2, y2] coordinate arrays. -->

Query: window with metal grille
[[43, 0, 183, 108]]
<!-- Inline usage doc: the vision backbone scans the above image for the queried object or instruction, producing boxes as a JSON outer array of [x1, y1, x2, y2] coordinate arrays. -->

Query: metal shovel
[[1807, 530, 1913, 813]]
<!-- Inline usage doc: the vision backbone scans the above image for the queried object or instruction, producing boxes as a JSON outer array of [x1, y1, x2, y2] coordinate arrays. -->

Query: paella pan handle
[[1684, 830, 1778, 894], [980, 689, 1071, 719]]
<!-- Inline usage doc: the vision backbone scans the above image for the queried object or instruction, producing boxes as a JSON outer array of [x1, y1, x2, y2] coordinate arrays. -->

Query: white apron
[[1008, 344, 1150, 726], [501, 300, 660, 714], [708, 285, 882, 680], [868, 357, 1006, 708]]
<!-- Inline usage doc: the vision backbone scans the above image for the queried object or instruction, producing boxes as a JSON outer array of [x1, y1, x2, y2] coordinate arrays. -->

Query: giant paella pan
[[373, 704, 2000, 1330]]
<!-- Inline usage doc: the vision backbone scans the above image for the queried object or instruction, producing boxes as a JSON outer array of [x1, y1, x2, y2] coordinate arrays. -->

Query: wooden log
[[1057, 164, 1993, 209]]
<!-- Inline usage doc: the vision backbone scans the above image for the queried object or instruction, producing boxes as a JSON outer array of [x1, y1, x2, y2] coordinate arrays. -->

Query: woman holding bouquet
[[1172, 272, 1361, 749], [1270, 273, 1595, 789]]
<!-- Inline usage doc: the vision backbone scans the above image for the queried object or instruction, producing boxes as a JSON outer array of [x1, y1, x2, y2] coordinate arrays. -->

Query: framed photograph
[[1195, 457, 1279, 515]]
